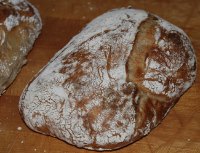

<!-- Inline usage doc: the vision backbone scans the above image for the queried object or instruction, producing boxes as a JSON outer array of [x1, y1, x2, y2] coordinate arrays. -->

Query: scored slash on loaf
[[0, 0, 42, 94], [19, 8, 196, 151]]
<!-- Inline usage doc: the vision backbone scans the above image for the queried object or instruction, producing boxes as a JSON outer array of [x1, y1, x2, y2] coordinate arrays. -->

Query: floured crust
[[127, 15, 196, 101], [19, 8, 196, 151], [0, 0, 42, 94]]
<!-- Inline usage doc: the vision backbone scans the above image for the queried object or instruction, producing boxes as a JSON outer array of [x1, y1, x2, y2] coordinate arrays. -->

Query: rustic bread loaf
[[0, 0, 42, 94], [19, 8, 196, 151]]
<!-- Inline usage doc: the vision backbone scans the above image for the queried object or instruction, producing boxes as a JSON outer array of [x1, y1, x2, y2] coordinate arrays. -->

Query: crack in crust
[[127, 15, 196, 141], [127, 15, 196, 100]]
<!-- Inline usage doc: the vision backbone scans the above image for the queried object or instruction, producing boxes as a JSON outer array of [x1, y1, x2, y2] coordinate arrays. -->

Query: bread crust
[[19, 8, 196, 151], [0, 0, 42, 94]]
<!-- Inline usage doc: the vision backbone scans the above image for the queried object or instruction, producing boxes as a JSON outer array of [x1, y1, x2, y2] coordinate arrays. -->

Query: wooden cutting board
[[0, 0, 199, 153]]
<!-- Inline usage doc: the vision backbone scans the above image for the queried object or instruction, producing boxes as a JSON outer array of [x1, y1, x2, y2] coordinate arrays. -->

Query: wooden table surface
[[0, 0, 200, 153]]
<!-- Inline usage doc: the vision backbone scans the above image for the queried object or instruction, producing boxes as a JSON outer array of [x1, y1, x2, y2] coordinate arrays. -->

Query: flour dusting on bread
[[142, 17, 196, 98], [19, 8, 196, 151]]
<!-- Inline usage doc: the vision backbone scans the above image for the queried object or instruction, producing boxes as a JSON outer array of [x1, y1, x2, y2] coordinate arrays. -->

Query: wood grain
[[0, 0, 200, 153]]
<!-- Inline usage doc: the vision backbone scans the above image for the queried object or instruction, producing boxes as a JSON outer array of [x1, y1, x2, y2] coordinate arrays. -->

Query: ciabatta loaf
[[19, 8, 196, 151], [0, 0, 42, 94]]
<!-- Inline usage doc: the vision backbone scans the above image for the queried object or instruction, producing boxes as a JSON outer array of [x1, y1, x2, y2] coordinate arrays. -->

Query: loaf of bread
[[0, 0, 42, 94], [19, 8, 196, 150]]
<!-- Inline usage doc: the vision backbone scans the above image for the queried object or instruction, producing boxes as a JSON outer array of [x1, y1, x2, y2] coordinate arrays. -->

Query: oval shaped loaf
[[19, 8, 196, 150], [0, 0, 42, 94]]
